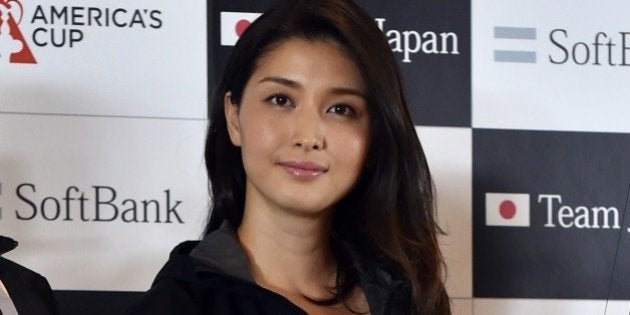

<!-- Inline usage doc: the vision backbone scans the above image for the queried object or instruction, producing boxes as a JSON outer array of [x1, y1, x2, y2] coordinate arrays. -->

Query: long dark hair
[[205, 0, 450, 314]]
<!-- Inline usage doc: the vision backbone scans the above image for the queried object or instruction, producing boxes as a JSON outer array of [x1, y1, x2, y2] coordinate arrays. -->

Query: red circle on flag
[[499, 200, 517, 219], [235, 19, 251, 37]]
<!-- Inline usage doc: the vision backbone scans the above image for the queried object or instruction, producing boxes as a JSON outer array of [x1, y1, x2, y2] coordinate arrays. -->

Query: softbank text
[[14, 184, 184, 223], [549, 29, 630, 66]]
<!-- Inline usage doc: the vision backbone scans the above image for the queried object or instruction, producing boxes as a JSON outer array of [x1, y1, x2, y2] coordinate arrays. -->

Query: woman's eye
[[266, 94, 292, 106], [327, 104, 356, 116]]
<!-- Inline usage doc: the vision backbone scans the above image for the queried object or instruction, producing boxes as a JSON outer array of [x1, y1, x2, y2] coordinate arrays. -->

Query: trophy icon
[[0, 0, 36, 64]]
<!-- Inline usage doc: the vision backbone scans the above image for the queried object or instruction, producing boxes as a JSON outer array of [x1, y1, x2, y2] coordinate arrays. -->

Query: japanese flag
[[485, 193, 530, 227], [220, 12, 262, 46]]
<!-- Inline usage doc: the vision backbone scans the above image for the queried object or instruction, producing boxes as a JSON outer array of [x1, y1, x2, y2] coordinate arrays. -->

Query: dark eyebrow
[[259, 76, 365, 98], [329, 87, 364, 98], [258, 76, 301, 88]]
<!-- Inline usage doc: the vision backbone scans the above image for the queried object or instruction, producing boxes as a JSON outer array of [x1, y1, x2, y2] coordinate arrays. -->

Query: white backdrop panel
[[473, 298, 630, 315], [417, 126, 472, 299], [0, 0, 207, 119], [452, 298, 472, 315], [472, 0, 630, 133], [0, 114, 208, 291]]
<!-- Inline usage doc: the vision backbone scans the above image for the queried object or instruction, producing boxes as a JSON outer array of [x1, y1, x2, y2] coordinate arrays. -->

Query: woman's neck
[[236, 196, 371, 314], [237, 200, 336, 299]]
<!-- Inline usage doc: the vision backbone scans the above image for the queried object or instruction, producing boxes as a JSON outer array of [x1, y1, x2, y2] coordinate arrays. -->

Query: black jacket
[[127, 224, 412, 314], [0, 236, 59, 315]]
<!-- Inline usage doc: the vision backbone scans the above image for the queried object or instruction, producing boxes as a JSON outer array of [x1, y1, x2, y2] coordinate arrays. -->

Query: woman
[[128, 0, 450, 314]]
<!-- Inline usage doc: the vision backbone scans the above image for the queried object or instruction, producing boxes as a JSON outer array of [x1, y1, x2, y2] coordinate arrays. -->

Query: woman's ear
[[224, 91, 242, 146]]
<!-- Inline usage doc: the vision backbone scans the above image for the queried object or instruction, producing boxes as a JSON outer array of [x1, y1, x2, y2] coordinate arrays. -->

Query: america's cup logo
[[0, 0, 36, 63]]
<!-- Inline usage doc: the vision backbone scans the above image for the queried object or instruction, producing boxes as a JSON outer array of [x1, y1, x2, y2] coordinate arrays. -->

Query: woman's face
[[225, 38, 370, 216]]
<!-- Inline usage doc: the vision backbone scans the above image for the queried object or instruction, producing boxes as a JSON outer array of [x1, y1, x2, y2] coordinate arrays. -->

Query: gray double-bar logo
[[494, 26, 537, 63]]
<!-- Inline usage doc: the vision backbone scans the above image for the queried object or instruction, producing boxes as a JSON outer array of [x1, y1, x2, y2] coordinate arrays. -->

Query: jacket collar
[[186, 221, 409, 314], [189, 222, 255, 283]]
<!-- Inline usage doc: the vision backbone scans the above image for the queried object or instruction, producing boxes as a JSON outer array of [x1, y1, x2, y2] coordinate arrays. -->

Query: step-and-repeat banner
[[1, 0, 629, 314]]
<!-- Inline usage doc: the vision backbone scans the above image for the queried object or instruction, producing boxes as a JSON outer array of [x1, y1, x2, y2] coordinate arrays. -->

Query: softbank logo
[[493, 26, 537, 64], [486, 193, 530, 227], [0, 0, 36, 63], [493, 25, 630, 66], [1, 182, 185, 224], [220, 12, 261, 46]]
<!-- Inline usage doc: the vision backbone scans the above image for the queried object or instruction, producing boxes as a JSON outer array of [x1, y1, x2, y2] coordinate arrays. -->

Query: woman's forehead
[[249, 38, 366, 92]]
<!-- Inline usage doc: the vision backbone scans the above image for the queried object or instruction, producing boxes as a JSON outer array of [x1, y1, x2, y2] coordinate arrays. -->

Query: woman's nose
[[291, 106, 326, 151]]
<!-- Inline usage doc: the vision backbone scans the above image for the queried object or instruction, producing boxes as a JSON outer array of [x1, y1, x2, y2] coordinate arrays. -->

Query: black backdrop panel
[[473, 129, 630, 299], [210, 0, 471, 127], [357, 0, 470, 127]]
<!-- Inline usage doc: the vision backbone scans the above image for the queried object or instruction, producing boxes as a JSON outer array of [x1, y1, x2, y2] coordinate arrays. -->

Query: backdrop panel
[[0, 114, 208, 291], [1, 0, 207, 119], [472, 0, 630, 133], [473, 129, 630, 299], [418, 126, 472, 299], [473, 299, 630, 315]]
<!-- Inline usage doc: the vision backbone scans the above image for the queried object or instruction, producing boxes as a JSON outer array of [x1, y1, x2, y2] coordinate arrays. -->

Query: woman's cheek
[[243, 118, 289, 162]]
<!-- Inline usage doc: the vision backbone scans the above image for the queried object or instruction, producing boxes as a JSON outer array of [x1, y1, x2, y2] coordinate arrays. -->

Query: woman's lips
[[278, 161, 328, 179]]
